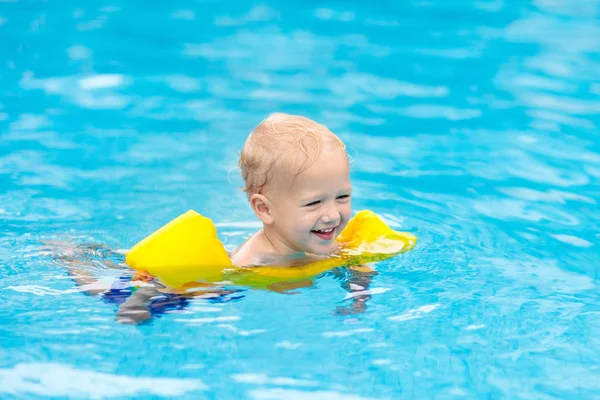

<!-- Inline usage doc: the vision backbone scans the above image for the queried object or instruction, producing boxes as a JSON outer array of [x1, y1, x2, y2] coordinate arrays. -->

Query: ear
[[250, 194, 274, 225]]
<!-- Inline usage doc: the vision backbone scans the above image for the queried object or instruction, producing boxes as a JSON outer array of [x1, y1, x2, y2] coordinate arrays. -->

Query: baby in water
[[51, 113, 373, 323], [231, 113, 353, 267]]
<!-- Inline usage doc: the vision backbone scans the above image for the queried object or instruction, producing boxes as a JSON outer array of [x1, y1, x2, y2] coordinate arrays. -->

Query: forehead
[[274, 146, 350, 195]]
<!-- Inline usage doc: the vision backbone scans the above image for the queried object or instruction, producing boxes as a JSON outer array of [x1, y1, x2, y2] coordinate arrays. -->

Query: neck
[[260, 226, 304, 257]]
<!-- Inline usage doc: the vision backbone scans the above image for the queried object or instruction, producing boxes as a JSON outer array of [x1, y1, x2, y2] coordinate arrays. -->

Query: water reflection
[[1, 0, 599, 398]]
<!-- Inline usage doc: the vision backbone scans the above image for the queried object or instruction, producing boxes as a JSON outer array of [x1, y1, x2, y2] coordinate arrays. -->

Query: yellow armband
[[126, 210, 416, 289]]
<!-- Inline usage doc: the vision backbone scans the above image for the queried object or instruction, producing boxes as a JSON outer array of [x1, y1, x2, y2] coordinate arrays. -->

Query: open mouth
[[311, 227, 336, 241]]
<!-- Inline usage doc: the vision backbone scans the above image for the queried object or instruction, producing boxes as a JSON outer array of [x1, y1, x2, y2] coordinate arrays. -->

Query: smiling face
[[259, 145, 352, 256]]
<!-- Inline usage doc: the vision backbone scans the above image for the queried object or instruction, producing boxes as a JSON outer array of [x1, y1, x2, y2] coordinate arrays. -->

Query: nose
[[320, 204, 341, 225]]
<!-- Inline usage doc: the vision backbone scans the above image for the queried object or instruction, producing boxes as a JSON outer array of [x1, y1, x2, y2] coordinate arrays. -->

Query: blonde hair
[[239, 113, 346, 197]]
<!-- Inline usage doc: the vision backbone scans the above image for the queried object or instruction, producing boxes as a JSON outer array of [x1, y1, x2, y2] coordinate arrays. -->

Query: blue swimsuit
[[101, 275, 245, 317]]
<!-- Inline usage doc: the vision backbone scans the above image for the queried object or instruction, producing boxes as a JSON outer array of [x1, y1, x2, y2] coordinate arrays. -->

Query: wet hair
[[239, 113, 346, 198]]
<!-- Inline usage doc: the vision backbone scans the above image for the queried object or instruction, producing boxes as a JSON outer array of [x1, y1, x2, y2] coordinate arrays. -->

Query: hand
[[115, 308, 152, 325], [335, 300, 367, 316], [267, 279, 314, 294]]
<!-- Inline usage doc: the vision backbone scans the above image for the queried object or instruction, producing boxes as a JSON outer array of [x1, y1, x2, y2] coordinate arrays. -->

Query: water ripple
[[0, 363, 206, 397], [1, 0, 600, 398]]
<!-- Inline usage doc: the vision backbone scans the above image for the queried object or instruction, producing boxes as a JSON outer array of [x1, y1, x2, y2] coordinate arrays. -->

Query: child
[[231, 113, 374, 314], [51, 113, 373, 322], [231, 113, 353, 267]]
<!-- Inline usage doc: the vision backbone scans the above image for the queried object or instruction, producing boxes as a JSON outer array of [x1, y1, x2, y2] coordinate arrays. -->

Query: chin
[[309, 244, 336, 256]]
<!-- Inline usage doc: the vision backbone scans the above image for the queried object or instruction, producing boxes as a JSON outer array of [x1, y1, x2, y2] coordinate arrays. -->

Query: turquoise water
[[1, 0, 600, 398]]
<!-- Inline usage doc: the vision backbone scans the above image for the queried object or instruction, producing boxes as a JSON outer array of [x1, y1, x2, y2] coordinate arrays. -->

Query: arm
[[63, 259, 110, 296], [331, 265, 378, 315], [115, 286, 161, 325], [43, 240, 125, 296]]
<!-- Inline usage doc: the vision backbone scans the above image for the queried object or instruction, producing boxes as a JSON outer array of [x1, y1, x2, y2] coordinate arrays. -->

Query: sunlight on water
[[1, 0, 599, 398]]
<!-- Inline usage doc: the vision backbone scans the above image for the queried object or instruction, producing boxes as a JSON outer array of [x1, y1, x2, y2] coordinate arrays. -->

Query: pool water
[[1, 0, 599, 398]]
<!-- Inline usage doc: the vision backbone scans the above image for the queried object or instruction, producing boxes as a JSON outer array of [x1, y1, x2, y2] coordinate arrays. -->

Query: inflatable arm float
[[125, 210, 416, 289]]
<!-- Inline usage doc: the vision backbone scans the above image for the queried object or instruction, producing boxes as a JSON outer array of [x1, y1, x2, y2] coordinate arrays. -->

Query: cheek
[[283, 210, 312, 235], [298, 213, 317, 232], [339, 202, 352, 229], [289, 212, 319, 238], [342, 201, 352, 220]]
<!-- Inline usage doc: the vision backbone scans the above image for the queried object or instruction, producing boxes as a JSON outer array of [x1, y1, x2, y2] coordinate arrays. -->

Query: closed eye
[[337, 194, 351, 200], [304, 200, 321, 207]]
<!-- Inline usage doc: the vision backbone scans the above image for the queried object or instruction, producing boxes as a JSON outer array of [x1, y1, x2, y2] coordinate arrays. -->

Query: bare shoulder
[[230, 231, 261, 267], [230, 246, 252, 267]]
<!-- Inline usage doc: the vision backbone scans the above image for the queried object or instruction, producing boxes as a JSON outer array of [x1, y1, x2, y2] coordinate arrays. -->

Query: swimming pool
[[1, 0, 599, 398]]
